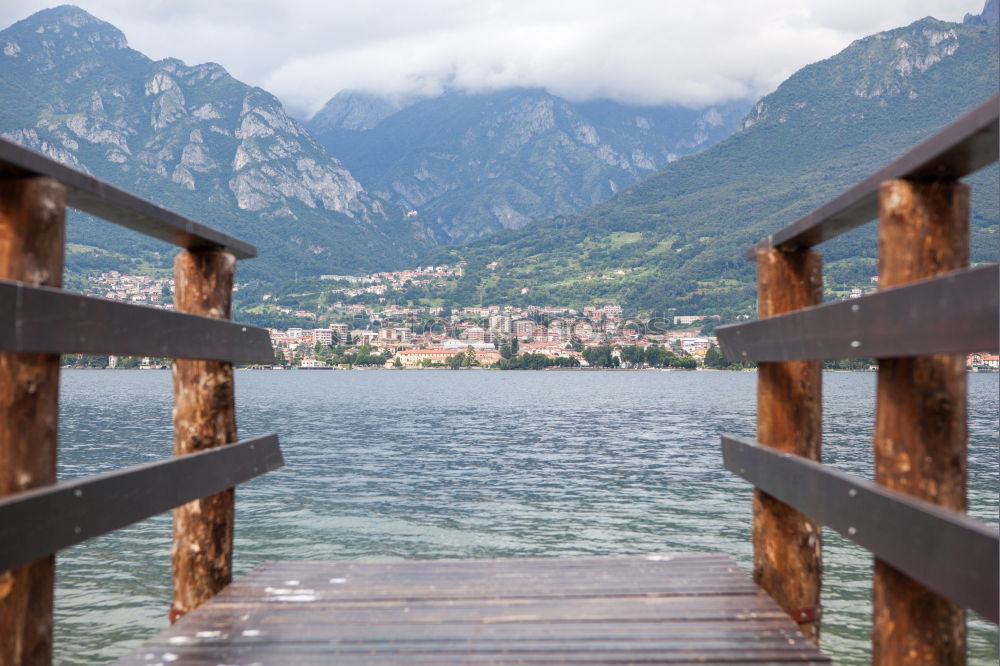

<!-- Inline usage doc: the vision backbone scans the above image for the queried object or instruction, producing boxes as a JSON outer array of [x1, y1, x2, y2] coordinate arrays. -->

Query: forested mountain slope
[[427, 16, 999, 314]]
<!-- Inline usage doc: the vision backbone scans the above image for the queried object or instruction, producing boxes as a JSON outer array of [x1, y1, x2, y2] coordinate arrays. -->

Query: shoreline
[[59, 366, 1000, 373]]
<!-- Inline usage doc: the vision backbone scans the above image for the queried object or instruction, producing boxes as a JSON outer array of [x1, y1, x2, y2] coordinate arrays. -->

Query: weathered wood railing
[[716, 94, 1000, 664], [0, 137, 281, 665]]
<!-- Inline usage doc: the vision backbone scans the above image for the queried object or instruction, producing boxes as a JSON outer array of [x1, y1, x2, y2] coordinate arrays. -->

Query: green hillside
[[425, 17, 999, 315]]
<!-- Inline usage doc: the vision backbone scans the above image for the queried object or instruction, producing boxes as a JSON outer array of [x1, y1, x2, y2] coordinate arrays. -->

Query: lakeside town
[[79, 269, 1000, 371], [266, 303, 724, 370]]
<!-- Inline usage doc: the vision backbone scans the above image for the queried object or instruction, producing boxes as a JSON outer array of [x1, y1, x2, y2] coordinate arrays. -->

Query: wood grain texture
[[170, 249, 238, 623], [115, 555, 830, 665], [872, 179, 969, 666], [0, 136, 257, 259], [0, 435, 282, 573], [753, 248, 823, 643], [0, 177, 65, 666], [715, 264, 999, 362], [722, 435, 997, 622], [0, 280, 274, 361]]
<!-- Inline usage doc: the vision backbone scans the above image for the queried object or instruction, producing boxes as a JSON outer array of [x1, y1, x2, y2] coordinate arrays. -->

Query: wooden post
[[872, 179, 968, 665], [170, 249, 237, 623], [754, 247, 823, 643], [0, 177, 66, 666]]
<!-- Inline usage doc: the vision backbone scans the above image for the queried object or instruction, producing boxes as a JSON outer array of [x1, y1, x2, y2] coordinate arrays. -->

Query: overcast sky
[[0, 1, 986, 117]]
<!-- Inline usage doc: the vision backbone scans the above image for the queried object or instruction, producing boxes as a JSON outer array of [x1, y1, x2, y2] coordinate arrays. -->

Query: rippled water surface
[[54, 369, 998, 664]]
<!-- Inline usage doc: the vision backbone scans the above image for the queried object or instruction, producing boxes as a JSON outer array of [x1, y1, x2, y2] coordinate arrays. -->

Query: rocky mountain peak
[[0, 5, 432, 278], [965, 0, 999, 26], [307, 87, 750, 243], [740, 16, 986, 131], [310, 90, 413, 132], [3, 5, 127, 58], [0, 5, 384, 222]]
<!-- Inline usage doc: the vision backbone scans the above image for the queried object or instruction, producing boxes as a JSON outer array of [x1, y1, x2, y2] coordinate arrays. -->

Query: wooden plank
[[0, 434, 282, 573], [0, 279, 274, 362], [746, 94, 998, 259], [0, 137, 257, 259], [0, 175, 65, 666], [721, 434, 998, 623], [195, 597, 792, 623], [716, 264, 999, 362], [752, 248, 823, 642], [140, 644, 814, 659], [872, 178, 969, 665], [176, 612, 797, 634], [135, 646, 817, 660], [117, 555, 830, 665], [171, 249, 240, 623], [222, 555, 761, 601]]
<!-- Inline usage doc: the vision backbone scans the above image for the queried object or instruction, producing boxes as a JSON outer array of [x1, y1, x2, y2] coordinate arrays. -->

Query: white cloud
[[0, 1, 986, 116]]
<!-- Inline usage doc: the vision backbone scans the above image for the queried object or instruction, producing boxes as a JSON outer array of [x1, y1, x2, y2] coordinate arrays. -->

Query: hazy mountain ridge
[[310, 91, 413, 132], [425, 15, 998, 314], [0, 5, 432, 278], [965, 0, 999, 26], [307, 88, 751, 244]]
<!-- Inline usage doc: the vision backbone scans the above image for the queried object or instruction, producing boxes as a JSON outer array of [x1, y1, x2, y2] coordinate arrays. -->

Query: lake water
[[53, 369, 998, 664]]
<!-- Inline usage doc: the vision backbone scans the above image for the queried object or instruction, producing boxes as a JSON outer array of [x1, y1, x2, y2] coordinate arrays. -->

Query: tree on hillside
[[582, 345, 615, 368], [620, 345, 645, 368], [671, 355, 698, 369], [704, 345, 728, 369], [644, 345, 677, 368]]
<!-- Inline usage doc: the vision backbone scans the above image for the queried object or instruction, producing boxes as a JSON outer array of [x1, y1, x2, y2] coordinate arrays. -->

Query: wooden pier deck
[[115, 554, 829, 665], [2, 98, 997, 665]]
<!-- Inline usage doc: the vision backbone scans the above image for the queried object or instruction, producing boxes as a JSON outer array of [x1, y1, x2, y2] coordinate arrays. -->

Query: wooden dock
[[1, 96, 997, 665], [115, 554, 828, 665]]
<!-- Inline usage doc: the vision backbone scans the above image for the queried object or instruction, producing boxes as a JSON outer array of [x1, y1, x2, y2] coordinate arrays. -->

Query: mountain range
[[426, 10, 999, 315], [0, 4, 996, 317], [0, 5, 440, 281], [0, 5, 748, 284], [307, 89, 749, 243]]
